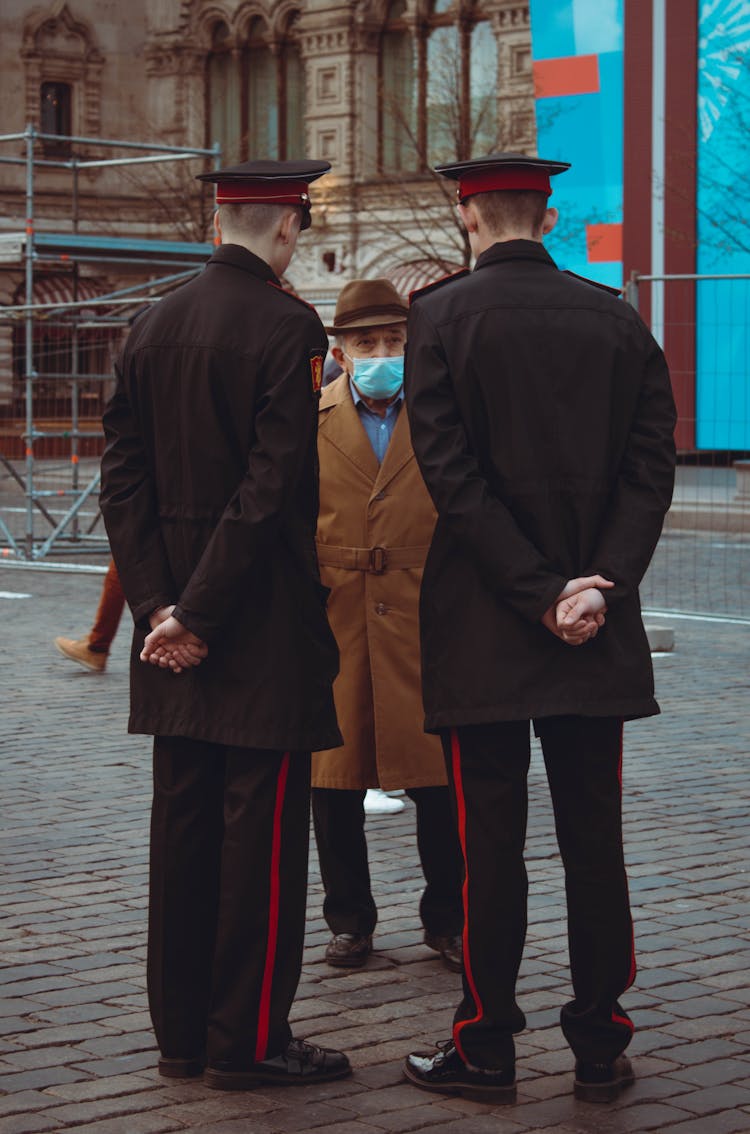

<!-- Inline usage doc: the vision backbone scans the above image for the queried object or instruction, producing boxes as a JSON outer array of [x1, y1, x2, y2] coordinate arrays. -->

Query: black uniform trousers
[[149, 736, 311, 1067], [443, 716, 635, 1069], [311, 787, 464, 938]]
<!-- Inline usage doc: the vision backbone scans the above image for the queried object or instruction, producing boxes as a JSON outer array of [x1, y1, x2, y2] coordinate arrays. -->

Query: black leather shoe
[[574, 1055, 635, 1102], [325, 932, 373, 968], [424, 932, 463, 973], [404, 1040, 516, 1103], [205, 1038, 351, 1091], [158, 1055, 204, 1078]]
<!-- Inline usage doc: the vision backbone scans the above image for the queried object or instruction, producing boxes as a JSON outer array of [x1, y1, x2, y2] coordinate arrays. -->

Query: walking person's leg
[[54, 558, 127, 671], [89, 559, 127, 653]]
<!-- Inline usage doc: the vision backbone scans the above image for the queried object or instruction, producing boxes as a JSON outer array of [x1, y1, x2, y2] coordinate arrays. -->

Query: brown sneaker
[[54, 635, 107, 672]]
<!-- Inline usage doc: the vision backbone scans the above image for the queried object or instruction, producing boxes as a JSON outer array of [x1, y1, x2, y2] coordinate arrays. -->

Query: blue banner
[[529, 0, 624, 290], [695, 0, 750, 450]]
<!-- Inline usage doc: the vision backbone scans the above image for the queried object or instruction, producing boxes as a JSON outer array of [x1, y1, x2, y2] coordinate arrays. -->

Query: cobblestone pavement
[[2, 563, 749, 1134]]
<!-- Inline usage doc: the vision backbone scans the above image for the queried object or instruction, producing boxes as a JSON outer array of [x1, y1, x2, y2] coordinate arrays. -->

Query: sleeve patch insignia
[[310, 353, 324, 393]]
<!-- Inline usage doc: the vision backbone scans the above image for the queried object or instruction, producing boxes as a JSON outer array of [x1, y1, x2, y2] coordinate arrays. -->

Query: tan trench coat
[[311, 374, 446, 790]]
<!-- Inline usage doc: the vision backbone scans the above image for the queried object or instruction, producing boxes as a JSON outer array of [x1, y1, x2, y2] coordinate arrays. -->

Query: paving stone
[[38, 1090, 205, 1128], [41, 1071, 155, 1102], [0, 1115, 60, 1134], [2, 1044, 89, 1070], [659, 1112, 750, 1134], [0, 1066, 91, 1092], [365, 1101, 461, 1130], [663, 1083, 750, 1115], [0, 1095, 60, 1120], [48, 1116, 184, 1134]]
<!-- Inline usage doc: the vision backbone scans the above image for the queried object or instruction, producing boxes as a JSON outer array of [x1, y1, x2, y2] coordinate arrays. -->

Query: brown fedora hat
[[325, 278, 408, 334]]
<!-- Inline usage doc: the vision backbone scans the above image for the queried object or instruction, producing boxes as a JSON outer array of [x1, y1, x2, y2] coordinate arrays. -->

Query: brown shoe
[[424, 932, 463, 973], [324, 933, 372, 968], [54, 635, 107, 672]]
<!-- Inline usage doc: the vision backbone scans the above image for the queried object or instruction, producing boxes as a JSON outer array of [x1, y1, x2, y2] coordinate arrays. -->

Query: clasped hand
[[541, 575, 614, 647], [140, 605, 208, 674]]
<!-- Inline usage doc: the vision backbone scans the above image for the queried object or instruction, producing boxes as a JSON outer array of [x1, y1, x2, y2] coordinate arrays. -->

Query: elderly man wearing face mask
[[312, 279, 464, 973]]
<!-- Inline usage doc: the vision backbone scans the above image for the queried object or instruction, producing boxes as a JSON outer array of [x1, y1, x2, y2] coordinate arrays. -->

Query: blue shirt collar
[[349, 377, 403, 410]]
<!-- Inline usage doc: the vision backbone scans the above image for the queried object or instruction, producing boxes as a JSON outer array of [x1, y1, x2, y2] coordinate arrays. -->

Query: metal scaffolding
[[0, 125, 220, 561]]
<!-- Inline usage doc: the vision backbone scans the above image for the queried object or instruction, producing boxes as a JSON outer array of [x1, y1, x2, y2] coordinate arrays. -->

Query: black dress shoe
[[325, 932, 373, 968], [404, 1040, 516, 1103], [205, 1038, 351, 1091], [574, 1054, 635, 1102], [158, 1055, 204, 1078], [424, 932, 463, 973]]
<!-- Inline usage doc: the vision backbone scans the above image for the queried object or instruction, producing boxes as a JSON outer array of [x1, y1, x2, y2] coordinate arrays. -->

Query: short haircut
[[471, 189, 549, 238], [218, 201, 298, 240]]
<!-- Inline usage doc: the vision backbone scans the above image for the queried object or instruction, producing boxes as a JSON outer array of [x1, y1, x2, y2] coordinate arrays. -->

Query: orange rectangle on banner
[[533, 55, 600, 98], [586, 223, 623, 262]]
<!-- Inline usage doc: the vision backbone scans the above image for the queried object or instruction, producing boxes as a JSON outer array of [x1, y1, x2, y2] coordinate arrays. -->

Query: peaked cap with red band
[[196, 159, 331, 230], [434, 151, 570, 203]]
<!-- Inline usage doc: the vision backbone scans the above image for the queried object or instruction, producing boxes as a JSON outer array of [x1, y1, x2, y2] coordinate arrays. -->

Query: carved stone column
[[144, 40, 206, 150]]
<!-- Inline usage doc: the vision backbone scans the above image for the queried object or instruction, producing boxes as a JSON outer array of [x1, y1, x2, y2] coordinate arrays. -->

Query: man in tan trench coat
[[312, 279, 463, 972]]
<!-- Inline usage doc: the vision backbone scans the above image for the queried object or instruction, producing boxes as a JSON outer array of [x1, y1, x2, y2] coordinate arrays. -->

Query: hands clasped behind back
[[141, 606, 209, 674], [541, 574, 614, 647]]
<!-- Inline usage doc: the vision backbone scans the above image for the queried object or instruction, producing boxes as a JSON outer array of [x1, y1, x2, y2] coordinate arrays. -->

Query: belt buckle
[[369, 546, 387, 574]]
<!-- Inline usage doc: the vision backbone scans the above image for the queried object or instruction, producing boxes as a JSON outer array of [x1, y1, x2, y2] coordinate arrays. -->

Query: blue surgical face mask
[[346, 354, 404, 400]]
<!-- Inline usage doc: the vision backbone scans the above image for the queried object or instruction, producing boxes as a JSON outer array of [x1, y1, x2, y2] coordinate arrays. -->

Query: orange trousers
[[89, 558, 126, 653]]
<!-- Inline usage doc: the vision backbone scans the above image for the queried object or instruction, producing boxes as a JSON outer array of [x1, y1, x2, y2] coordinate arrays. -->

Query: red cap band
[[215, 179, 311, 206], [458, 167, 552, 201]]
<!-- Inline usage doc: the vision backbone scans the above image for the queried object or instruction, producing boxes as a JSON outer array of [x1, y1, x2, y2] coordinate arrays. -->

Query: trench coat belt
[[316, 544, 429, 575]]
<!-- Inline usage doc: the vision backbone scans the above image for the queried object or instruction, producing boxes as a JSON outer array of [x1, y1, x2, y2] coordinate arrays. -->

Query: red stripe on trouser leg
[[450, 728, 485, 1063], [254, 752, 290, 1063]]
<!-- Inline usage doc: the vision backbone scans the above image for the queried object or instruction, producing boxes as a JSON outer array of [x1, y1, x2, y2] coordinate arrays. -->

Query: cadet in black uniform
[[100, 160, 350, 1091], [402, 153, 676, 1104]]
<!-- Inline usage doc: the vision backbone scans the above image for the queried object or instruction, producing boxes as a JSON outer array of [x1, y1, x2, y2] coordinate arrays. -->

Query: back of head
[[472, 190, 549, 241], [218, 202, 295, 244]]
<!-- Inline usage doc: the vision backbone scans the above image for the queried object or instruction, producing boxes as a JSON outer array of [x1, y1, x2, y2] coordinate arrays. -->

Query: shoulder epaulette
[[409, 269, 470, 305], [562, 270, 622, 297], [266, 280, 318, 311]]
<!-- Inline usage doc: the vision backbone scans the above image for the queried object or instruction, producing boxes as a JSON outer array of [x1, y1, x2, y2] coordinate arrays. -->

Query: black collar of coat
[[474, 239, 557, 273], [207, 243, 281, 285]]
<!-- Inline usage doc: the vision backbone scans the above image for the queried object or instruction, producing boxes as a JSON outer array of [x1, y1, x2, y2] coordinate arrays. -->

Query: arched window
[[378, 0, 498, 172], [469, 13, 499, 155], [425, 1, 497, 163], [280, 16, 305, 158], [379, 1, 415, 172], [207, 22, 241, 162], [206, 13, 304, 163], [245, 18, 277, 158]]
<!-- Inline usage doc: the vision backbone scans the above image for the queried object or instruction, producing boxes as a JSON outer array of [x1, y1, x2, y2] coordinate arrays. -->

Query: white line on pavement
[[643, 609, 750, 627], [0, 590, 31, 599]]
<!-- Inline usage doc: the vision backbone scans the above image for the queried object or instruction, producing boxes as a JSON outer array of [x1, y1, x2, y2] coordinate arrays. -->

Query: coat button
[[375, 602, 388, 615], [373, 491, 386, 501]]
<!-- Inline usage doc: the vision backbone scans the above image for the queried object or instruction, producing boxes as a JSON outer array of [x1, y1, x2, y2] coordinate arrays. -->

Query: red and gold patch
[[310, 353, 324, 394]]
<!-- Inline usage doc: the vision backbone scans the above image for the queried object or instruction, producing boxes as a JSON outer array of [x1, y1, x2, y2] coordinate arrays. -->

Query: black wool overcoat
[[100, 243, 342, 752], [405, 240, 677, 730]]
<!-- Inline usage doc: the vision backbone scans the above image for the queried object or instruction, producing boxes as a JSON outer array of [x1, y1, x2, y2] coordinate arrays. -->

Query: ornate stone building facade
[[0, 0, 535, 405]]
